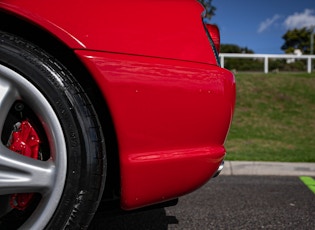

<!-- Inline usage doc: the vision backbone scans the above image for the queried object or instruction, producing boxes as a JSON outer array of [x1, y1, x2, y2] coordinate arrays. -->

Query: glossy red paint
[[1, 0, 236, 210], [8, 121, 40, 160], [206, 24, 221, 53], [0, 0, 217, 64], [76, 50, 235, 209]]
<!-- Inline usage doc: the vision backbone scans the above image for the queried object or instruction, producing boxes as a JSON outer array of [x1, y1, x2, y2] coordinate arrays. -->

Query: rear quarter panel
[[1, 0, 235, 209], [76, 51, 235, 209]]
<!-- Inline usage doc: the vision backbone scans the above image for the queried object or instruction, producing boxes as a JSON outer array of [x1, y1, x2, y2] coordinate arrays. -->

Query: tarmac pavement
[[89, 161, 315, 229], [221, 160, 315, 176]]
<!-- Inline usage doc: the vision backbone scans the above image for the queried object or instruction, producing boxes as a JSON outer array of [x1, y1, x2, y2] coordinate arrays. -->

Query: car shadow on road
[[89, 208, 178, 230]]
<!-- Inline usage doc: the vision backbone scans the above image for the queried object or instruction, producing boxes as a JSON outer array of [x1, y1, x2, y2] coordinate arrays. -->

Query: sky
[[210, 0, 315, 54]]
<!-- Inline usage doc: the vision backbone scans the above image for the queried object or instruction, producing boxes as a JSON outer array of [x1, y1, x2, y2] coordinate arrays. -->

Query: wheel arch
[[0, 11, 121, 201]]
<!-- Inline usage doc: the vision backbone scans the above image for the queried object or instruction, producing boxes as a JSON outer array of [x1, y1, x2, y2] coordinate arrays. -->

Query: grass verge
[[225, 72, 315, 162]]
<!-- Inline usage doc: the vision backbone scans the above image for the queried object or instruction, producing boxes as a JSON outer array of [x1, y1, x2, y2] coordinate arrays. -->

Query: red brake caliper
[[8, 120, 40, 210]]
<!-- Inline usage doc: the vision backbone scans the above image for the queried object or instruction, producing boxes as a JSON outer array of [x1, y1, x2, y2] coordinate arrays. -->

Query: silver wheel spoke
[[0, 47, 67, 229], [0, 78, 18, 128], [0, 145, 54, 195]]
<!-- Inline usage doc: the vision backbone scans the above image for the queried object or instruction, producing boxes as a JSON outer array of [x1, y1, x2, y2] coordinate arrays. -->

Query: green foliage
[[224, 59, 263, 72], [225, 73, 315, 162], [221, 44, 254, 54], [198, 0, 216, 20], [281, 27, 315, 54], [220, 43, 309, 71], [220, 44, 260, 71]]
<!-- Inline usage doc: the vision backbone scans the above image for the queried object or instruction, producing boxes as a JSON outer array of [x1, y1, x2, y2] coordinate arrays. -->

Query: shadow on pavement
[[89, 208, 178, 230]]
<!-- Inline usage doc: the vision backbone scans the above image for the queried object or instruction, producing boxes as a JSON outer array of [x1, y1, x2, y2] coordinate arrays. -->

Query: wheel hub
[[7, 120, 40, 210]]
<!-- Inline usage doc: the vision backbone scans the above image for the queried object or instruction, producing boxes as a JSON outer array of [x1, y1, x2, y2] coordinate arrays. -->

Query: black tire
[[0, 31, 106, 229]]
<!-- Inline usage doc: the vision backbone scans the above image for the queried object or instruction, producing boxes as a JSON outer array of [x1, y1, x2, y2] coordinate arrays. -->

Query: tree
[[220, 44, 254, 54], [220, 44, 260, 71], [199, 0, 216, 21], [281, 27, 315, 54]]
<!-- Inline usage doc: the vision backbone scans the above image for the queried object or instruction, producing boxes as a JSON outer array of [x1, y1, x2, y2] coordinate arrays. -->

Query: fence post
[[220, 55, 224, 68], [307, 57, 312, 73], [264, 56, 269, 74]]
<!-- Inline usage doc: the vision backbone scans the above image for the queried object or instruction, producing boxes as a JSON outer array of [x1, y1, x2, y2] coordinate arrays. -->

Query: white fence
[[219, 53, 315, 74]]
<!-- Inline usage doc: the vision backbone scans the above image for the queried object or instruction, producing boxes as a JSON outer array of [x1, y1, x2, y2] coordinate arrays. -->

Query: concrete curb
[[221, 161, 315, 176]]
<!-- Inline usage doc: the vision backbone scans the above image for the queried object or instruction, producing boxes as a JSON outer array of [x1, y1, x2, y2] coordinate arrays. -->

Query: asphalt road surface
[[89, 175, 315, 230]]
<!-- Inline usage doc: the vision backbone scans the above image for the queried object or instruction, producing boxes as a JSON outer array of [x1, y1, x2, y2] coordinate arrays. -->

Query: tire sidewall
[[0, 32, 105, 229]]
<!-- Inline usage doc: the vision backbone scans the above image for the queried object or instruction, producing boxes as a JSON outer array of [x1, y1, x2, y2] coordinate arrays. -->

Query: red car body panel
[[0, 0, 236, 209], [1, 0, 217, 65], [76, 51, 235, 208]]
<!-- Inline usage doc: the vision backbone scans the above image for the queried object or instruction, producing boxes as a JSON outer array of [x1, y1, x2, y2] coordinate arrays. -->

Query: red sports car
[[0, 0, 235, 229]]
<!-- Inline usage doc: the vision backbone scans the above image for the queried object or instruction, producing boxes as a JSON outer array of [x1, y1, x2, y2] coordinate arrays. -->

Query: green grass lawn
[[225, 72, 315, 162]]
